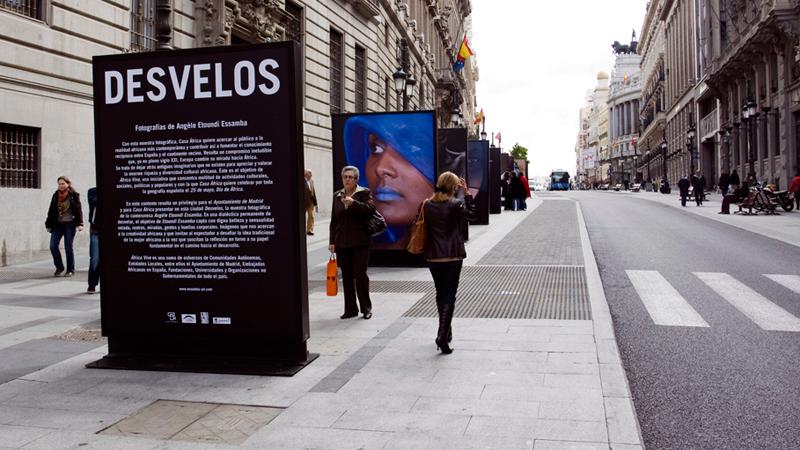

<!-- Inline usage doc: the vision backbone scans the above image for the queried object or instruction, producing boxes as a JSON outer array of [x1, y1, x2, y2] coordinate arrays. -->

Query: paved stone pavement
[[0, 195, 643, 449]]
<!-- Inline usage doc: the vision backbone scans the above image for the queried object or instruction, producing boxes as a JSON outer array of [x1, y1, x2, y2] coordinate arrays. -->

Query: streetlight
[[660, 139, 668, 182], [686, 123, 696, 176], [480, 130, 487, 140], [722, 125, 732, 173], [450, 108, 460, 127], [742, 100, 758, 180], [392, 67, 416, 111]]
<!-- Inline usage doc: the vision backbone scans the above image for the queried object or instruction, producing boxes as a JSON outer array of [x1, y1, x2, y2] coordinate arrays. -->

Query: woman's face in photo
[[365, 134, 432, 225]]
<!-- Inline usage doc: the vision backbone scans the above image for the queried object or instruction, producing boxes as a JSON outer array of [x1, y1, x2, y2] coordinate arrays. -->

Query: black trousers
[[338, 246, 371, 314], [695, 189, 704, 205], [428, 260, 463, 306]]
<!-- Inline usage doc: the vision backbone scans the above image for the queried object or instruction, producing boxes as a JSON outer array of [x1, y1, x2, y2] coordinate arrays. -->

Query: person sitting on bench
[[720, 182, 750, 214]]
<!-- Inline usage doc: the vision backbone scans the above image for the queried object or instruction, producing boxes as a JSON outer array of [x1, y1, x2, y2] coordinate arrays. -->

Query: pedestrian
[[729, 169, 740, 191], [691, 170, 705, 206], [678, 175, 690, 207], [329, 166, 375, 320], [45, 176, 83, 277], [87, 187, 100, 293], [509, 172, 524, 210], [501, 172, 512, 210], [718, 171, 730, 196], [790, 171, 800, 210], [303, 169, 318, 235], [422, 171, 475, 354], [519, 173, 531, 210]]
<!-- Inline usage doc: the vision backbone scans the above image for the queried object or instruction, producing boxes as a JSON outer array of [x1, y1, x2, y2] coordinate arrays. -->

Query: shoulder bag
[[406, 201, 427, 254]]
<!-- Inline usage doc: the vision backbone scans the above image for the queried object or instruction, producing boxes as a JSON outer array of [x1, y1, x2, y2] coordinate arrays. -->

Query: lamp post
[[660, 139, 668, 182], [392, 67, 416, 111], [480, 130, 487, 140], [686, 123, 696, 176], [722, 125, 732, 173], [742, 100, 758, 180], [450, 108, 460, 127]]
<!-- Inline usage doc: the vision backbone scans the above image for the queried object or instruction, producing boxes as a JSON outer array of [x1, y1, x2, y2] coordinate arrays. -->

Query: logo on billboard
[[213, 317, 232, 325], [181, 314, 197, 324], [200, 312, 210, 325], [166, 312, 177, 323]]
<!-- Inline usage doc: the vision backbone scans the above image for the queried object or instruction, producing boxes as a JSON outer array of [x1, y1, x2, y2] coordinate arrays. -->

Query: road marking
[[695, 272, 800, 332], [626, 270, 709, 327], [764, 274, 800, 295]]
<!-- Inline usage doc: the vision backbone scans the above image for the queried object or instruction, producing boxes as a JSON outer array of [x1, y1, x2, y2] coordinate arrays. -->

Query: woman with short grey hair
[[329, 166, 376, 319]]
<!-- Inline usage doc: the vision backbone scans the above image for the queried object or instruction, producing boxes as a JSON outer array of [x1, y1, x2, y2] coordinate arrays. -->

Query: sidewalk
[[609, 189, 800, 248], [0, 196, 643, 450]]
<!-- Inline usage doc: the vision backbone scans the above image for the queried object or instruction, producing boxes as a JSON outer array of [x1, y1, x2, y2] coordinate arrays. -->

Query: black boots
[[435, 303, 454, 354]]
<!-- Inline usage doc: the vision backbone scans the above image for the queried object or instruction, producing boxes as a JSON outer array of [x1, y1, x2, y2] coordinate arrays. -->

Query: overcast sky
[[471, 0, 647, 177]]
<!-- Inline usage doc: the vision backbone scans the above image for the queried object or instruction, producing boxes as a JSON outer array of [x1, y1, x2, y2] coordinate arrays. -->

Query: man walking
[[678, 175, 690, 207], [87, 187, 100, 293], [691, 170, 705, 206], [304, 170, 318, 235]]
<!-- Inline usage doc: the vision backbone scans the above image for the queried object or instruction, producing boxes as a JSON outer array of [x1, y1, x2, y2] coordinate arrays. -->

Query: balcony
[[700, 108, 719, 140], [349, 0, 380, 18], [435, 68, 457, 90]]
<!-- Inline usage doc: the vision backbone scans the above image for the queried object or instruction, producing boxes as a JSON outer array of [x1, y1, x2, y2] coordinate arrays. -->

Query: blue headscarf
[[344, 113, 435, 187], [343, 113, 435, 244]]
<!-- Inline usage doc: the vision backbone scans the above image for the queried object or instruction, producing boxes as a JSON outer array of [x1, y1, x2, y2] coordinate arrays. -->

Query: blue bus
[[549, 170, 570, 191]]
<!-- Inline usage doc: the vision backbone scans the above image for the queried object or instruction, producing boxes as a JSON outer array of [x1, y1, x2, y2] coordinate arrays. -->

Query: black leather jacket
[[423, 195, 475, 261], [329, 187, 376, 249], [45, 188, 83, 229]]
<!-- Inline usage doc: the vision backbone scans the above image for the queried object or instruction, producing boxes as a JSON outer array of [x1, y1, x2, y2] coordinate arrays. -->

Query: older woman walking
[[45, 176, 83, 277], [329, 166, 376, 320], [422, 171, 475, 354]]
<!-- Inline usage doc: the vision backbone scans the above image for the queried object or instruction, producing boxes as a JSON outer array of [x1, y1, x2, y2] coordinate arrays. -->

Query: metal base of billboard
[[86, 337, 318, 377]]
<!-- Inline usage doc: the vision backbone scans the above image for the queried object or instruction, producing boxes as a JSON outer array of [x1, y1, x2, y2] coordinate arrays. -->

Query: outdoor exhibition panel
[[89, 42, 315, 375], [439, 127, 470, 239], [490, 145, 502, 214], [332, 111, 436, 266], [468, 140, 490, 225]]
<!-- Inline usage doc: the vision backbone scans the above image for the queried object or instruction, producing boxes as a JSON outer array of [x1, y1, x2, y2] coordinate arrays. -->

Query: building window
[[354, 45, 367, 112], [284, 1, 302, 44], [329, 29, 343, 115], [130, 0, 156, 52], [419, 80, 425, 109], [1, 0, 43, 20], [0, 123, 39, 189]]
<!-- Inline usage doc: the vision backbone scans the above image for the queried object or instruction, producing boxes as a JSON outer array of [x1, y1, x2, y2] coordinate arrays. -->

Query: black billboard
[[489, 146, 502, 214], [88, 43, 314, 375], [332, 111, 436, 266], [437, 128, 468, 179], [468, 140, 490, 225]]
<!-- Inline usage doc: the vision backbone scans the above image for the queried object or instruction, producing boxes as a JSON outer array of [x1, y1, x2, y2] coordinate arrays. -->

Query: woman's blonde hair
[[430, 171, 459, 202]]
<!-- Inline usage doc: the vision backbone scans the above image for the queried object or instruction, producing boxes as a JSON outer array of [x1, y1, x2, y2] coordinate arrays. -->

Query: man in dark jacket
[[729, 169, 740, 190], [718, 171, 730, 196], [678, 176, 691, 207], [691, 170, 705, 206], [87, 187, 100, 293]]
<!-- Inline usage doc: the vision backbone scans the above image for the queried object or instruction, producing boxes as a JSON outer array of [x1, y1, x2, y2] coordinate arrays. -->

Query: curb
[[576, 201, 646, 449]]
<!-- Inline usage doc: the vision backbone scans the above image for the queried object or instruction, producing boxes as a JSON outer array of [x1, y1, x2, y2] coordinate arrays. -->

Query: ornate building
[[638, 0, 667, 184], [582, 72, 610, 186], [607, 34, 642, 186], [703, 0, 800, 189], [0, 0, 477, 264]]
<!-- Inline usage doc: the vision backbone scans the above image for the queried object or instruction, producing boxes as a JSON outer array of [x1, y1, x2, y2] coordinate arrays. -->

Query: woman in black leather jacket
[[422, 171, 475, 354]]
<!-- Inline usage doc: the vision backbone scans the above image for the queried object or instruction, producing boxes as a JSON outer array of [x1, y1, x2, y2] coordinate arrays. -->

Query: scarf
[[57, 189, 69, 203]]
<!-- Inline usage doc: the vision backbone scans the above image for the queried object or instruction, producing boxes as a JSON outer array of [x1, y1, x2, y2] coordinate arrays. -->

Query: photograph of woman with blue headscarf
[[343, 112, 436, 250]]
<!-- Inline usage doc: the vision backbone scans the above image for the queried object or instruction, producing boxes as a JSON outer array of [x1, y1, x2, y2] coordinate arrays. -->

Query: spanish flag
[[474, 108, 485, 125], [452, 36, 474, 72]]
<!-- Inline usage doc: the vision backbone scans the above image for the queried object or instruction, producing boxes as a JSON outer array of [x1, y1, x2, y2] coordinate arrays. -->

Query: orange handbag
[[406, 201, 427, 255], [326, 254, 338, 296]]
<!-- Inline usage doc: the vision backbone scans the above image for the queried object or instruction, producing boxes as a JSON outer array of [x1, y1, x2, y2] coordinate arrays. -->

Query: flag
[[496, 132, 502, 144], [452, 36, 474, 72], [473, 109, 484, 125]]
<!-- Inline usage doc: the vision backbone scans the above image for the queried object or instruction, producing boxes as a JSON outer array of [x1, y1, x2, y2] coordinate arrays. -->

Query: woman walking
[[329, 166, 376, 320], [45, 176, 83, 277], [422, 171, 475, 354]]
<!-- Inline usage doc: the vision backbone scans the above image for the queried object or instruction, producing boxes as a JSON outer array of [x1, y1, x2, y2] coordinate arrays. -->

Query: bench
[[733, 192, 758, 215]]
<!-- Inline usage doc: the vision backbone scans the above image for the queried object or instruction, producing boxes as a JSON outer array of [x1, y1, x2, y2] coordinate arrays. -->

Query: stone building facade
[[607, 50, 642, 186], [703, 0, 800, 189], [580, 72, 609, 186], [0, 0, 477, 264], [662, 0, 698, 186], [638, 0, 667, 184]]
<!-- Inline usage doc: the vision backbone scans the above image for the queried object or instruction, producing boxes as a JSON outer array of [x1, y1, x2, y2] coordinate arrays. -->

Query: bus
[[549, 170, 570, 191]]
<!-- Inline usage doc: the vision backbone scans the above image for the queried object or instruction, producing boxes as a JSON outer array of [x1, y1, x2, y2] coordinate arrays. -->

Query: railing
[[1, 0, 42, 19], [0, 123, 39, 189], [435, 68, 456, 87], [700, 108, 719, 140]]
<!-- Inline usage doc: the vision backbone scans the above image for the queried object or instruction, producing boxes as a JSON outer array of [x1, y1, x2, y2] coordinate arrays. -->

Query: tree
[[510, 143, 528, 161]]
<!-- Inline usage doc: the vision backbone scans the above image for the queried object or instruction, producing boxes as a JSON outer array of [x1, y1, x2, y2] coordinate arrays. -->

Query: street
[[575, 190, 800, 449]]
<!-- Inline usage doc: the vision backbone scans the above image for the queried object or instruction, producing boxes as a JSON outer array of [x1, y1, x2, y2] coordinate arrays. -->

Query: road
[[573, 191, 800, 449]]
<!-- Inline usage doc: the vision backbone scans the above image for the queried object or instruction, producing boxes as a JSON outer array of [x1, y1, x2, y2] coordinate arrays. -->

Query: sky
[[471, 0, 648, 177]]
